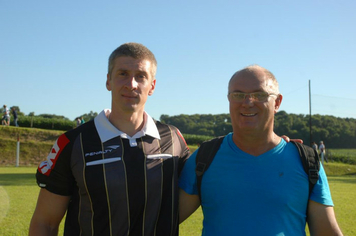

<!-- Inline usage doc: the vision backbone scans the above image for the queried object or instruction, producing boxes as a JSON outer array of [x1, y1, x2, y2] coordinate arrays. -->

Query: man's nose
[[127, 76, 138, 89], [242, 94, 254, 106]]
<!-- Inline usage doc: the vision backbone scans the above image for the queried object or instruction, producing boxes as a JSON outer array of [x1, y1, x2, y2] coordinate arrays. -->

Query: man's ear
[[274, 94, 283, 113], [148, 78, 156, 96], [106, 74, 111, 91]]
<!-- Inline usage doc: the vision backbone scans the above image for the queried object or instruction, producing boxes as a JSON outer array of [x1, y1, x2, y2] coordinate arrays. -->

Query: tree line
[[160, 111, 356, 149], [2, 106, 355, 148], [0, 106, 98, 130]]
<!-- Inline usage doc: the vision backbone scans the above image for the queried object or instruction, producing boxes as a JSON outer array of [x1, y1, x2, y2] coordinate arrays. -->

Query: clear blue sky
[[1, 0, 355, 121]]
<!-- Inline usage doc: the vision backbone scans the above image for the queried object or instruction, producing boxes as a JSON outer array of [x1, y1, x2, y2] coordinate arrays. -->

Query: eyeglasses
[[228, 92, 279, 102]]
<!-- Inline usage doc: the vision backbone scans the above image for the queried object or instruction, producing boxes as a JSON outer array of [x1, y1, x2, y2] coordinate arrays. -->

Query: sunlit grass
[[0, 165, 355, 236]]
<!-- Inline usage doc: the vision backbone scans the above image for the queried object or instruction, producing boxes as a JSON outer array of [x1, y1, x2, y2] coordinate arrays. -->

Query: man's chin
[[122, 105, 141, 113]]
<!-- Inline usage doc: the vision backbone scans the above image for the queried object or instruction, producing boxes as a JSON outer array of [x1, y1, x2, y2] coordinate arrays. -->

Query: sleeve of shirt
[[178, 150, 199, 195], [36, 133, 75, 196], [310, 164, 334, 206], [173, 127, 191, 175]]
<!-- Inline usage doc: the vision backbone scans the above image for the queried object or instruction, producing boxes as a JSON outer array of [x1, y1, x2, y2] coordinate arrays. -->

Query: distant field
[[328, 149, 356, 157], [327, 149, 356, 165], [0, 164, 355, 236]]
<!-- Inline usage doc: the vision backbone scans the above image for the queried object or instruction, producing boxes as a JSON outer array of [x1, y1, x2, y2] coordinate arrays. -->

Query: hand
[[281, 135, 303, 144]]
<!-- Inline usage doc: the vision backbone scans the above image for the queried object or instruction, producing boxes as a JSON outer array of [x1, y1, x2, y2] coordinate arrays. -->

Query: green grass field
[[1, 165, 355, 236]]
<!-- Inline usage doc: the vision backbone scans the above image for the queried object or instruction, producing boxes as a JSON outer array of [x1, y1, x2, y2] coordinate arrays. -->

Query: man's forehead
[[113, 57, 152, 69], [114, 56, 150, 64], [231, 71, 266, 84], [229, 71, 273, 91], [111, 56, 156, 78], [235, 68, 265, 79]]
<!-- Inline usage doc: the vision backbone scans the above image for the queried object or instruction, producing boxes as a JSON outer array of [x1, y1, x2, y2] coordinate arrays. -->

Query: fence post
[[16, 133, 20, 167]]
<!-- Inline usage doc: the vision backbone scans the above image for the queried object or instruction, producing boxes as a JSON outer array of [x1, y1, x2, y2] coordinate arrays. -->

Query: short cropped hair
[[229, 65, 279, 94], [108, 42, 157, 78]]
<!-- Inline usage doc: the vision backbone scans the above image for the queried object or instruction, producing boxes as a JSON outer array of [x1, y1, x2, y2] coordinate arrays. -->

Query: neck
[[109, 109, 145, 137], [232, 131, 281, 156]]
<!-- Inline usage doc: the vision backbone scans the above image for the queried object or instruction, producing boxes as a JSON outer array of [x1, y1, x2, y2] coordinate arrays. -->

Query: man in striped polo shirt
[[30, 43, 190, 236]]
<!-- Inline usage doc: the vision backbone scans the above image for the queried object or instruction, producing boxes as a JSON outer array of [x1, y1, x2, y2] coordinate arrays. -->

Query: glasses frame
[[228, 91, 279, 102]]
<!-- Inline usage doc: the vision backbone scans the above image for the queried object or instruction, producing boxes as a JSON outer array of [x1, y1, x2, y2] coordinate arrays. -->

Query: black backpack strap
[[290, 141, 320, 197], [195, 136, 225, 202]]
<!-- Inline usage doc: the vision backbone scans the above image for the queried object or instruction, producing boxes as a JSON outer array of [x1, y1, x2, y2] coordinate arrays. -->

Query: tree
[[77, 111, 98, 122], [160, 112, 356, 148]]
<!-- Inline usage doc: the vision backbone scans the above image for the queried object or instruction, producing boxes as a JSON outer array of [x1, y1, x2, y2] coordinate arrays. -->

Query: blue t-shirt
[[179, 133, 333, 236]]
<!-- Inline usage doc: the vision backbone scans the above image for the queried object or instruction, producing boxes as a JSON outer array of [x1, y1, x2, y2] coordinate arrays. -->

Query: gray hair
[[229, 65, 279, 94]]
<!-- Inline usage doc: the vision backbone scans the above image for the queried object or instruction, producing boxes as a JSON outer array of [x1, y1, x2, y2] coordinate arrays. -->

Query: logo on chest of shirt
[[84, 145, 120, 157], [85, 145, 122, 166]]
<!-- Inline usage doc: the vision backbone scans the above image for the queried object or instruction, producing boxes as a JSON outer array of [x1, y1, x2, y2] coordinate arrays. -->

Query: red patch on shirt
[[38, 134, 70, 176], [176, 129, 188, 146]]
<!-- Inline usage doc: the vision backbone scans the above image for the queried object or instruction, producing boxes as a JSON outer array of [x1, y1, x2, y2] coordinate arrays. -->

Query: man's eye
[[239, 94, 246, 99], [254, 93, 267, 100], [232, 93, 244, 99]]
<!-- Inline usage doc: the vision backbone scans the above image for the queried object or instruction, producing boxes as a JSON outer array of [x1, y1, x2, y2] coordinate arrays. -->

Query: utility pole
[[309, 80, 312, 146]]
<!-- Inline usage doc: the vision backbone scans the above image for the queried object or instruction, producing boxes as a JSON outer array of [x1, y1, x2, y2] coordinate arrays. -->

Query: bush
[[15, 116, 75, 131], [327, 151, 356, 165], [183, 134, 215, 145]]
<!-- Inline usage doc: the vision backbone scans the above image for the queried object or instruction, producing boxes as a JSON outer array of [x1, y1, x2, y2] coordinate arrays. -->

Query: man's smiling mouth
[[241, 113, 256, 117]]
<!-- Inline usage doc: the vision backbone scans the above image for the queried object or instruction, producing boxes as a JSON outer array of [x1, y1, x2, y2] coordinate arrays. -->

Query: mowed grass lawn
[[1, 165, 355, 236]]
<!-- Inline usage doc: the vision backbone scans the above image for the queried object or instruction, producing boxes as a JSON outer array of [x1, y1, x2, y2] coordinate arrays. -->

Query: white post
[[16, 134, 20, 167]]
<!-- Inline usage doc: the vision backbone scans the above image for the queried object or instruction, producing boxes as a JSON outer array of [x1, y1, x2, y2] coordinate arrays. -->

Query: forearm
[[29, 221, 59, 236], [179, 189, 200, 223]]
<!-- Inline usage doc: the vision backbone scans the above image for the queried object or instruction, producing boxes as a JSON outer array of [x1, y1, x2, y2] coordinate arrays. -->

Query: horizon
[[5, 108, 355, 122]]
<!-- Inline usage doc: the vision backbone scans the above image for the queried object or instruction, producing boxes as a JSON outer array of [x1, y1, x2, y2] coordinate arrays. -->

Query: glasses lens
[[252, 92, 268, 102], [231, 93, 245, 101], [230, 92, 272, 102]]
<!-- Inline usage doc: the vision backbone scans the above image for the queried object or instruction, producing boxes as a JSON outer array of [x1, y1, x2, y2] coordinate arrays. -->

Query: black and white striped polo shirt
[[36, 110, 190, 236]]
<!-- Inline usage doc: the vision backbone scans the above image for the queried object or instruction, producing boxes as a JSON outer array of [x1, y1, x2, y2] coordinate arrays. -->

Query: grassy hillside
[[1, 126, 355, 167], [0, 126, 63, 166]]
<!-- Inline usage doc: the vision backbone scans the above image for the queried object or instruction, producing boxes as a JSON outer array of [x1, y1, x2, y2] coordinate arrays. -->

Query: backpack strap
[[195, 136, 225, 202], [195, 139, 320, 205], [290, 141, 320, 197]]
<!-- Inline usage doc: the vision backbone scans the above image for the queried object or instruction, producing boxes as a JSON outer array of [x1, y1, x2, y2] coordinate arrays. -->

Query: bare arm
[[179, 188, 201, 224], [307, 200, 343, 236], [29, 188, 70, 236]]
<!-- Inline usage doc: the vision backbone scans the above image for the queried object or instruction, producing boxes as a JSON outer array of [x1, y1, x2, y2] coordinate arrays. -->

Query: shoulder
[[49, 120, 98, 162], [284, 141, 318, 163], [154, 120, 185, 140], [153, 120, 189, 157], [64, 120, 96, 140], [154, 119, 178, 131]]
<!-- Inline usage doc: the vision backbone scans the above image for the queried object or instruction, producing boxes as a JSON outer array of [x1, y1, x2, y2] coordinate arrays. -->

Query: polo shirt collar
[[94, 109, 160, 143]]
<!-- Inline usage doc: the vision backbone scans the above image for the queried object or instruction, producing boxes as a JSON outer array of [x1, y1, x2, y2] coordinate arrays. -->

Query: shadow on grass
[[345, 172, 356, 175], [0, 173, 36, 186], [329, 176, 356, 184]]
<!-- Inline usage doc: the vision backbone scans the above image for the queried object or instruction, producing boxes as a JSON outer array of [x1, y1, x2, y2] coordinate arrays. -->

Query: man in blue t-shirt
[[179, 65, 343, 236]]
